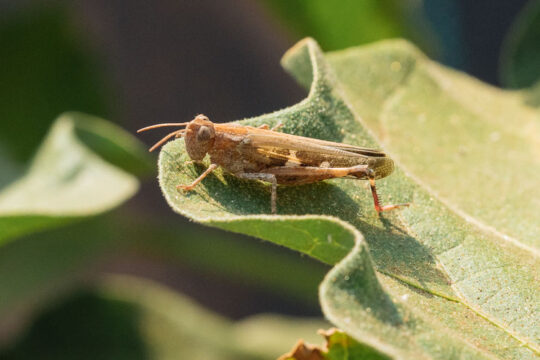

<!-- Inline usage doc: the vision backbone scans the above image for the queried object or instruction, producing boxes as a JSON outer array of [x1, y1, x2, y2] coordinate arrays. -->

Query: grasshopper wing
[[245, 130, 392, 177]]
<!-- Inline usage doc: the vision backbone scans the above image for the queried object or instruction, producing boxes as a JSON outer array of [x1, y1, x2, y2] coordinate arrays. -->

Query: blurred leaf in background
[[0, 111, 150, 346], [500, 0, 540, 88], [262, 0, 439, 57], [0, 2, 151, 352], [0, 112, 147, 244], [2, 276, 328, 360]]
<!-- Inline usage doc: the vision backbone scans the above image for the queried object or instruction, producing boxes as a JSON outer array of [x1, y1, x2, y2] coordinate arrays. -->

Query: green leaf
[[500, 0, 540, 88], [262, 0, 436, 55], [0, 112, 144, 245], [158, 38, 539, 359], [2, 275, 329, 360], [0, 112, 149, 346], [322, 329, 390, 360]]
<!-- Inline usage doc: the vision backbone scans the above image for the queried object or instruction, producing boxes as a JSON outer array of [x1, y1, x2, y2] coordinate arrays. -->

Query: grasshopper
[[138, 114, 409, 214]]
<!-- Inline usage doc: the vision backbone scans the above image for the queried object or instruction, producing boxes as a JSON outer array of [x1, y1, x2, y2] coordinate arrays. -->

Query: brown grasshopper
[[138, 114, 409, 214]]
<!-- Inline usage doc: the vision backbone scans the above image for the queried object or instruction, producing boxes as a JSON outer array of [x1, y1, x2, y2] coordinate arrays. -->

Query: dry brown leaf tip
[[278, 328, 345, 360], [277, 339, 324, 360]]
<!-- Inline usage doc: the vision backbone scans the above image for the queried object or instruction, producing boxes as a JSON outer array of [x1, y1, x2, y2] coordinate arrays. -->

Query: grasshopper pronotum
[[138, 114, 409, 214]]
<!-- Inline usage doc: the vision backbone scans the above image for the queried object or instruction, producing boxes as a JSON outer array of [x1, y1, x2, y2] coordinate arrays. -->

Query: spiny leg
[[367, 170, 409, 213], [238, 173, 278, 214], [177, 163, 218, 191]]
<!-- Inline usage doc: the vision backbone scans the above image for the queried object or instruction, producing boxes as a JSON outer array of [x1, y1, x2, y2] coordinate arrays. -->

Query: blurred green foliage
[[0, 6, 109, 163], [500, 0, 540, 88], [262, 0, 437, 54], [0, 5, 327, 359], [2, 291, 149, 360], [0, 113, 145, 244], [3, 276, 328, 360]]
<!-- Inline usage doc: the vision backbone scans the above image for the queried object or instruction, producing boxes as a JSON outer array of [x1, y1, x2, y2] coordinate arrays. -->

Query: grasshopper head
[[184, 114, 216, 160]]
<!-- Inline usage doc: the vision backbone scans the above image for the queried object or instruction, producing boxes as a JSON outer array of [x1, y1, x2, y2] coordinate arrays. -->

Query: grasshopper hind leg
[[238, 173, 277, 214], [366, 170, 409, 213]]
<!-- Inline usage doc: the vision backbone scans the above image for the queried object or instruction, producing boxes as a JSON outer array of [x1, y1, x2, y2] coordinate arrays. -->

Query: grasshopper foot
[[176, 184, 195, 191], [368, 172, 409, 214], [176, 163, 218, 192], [375, 203, 410, 213]]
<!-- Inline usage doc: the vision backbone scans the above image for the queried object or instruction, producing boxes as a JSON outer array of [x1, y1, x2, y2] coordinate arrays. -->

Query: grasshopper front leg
[[237, 173, 278, 214], [177, 163, 218, 191]]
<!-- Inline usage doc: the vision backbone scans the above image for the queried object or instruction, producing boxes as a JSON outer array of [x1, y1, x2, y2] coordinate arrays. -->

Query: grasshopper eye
[[197, 126, 213, 142]]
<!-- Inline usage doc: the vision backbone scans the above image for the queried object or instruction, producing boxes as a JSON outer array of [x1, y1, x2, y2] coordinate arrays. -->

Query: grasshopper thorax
[[184, 115, 216, 160]]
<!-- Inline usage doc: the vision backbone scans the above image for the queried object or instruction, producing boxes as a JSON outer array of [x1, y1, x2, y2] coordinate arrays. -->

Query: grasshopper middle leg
[[238, 173, 278, 214]]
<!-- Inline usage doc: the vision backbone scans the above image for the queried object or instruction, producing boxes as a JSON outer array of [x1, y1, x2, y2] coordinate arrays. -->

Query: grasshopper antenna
[[138, 122, 189, 152], [147, 129, 186, 152], [137, 122, 189, 133]]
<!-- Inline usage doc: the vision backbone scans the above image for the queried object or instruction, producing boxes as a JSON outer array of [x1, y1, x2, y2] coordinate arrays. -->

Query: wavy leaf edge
[[158, 38, 539, 359]]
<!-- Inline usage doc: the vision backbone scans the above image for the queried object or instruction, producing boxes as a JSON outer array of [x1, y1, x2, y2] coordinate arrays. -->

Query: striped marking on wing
[[247, 133, 382, 159], [255, 147, 303, 165]]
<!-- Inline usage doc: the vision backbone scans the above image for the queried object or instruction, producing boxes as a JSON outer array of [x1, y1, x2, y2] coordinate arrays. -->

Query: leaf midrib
[[381, 270, 536, 357]]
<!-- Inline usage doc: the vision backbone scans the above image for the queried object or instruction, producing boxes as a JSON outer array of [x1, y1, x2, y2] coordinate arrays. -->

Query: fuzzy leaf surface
[[159, 38, 539, 359]]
